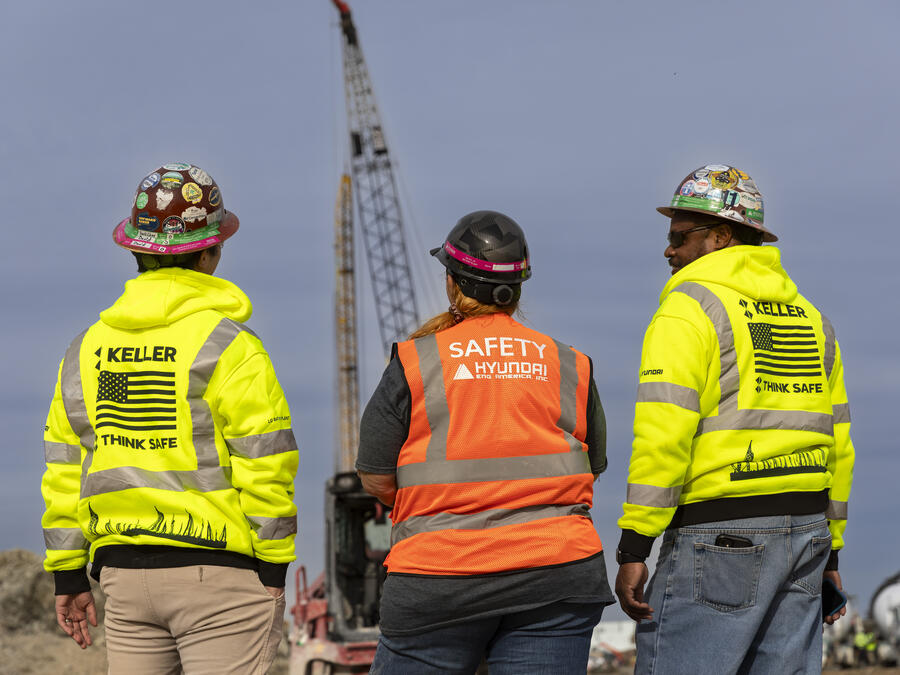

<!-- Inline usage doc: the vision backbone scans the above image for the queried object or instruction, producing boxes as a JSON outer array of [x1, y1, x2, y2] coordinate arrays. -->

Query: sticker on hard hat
[[206, 208, 224, 226], [740, 193, 763, 210], [710, 169, 739, 190], [160, 172, 184, 190], [156, 189, 174, 210], [443, 242, 527, 273], [135, 192, 148, 209], [182, 206, 208, 223], [208, 186, 221, 206], [188, 166, 213, 186], [135, 213, 159, 231], [163, 162, 192, 171], [163, 216, 185, 234], [141, 173, 160, 190], [669, 195, 720, 212], [182, 182, 203, 204]]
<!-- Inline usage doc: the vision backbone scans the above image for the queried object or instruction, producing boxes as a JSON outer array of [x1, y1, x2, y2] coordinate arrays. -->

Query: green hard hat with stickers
[[657, 164, 777, 242], [113, 163, 239, 255]]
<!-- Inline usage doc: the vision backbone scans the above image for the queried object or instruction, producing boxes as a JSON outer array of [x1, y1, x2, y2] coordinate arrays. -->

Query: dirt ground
[[1, 631, 898, 675], [0, 627, 291, 675]]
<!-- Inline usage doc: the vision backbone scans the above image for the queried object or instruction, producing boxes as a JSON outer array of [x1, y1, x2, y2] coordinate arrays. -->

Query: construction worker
[[41, 163, 298, 674], [615, 164, 855, 674], [854, 619, 878, 666], [357, 211, 614, 675]]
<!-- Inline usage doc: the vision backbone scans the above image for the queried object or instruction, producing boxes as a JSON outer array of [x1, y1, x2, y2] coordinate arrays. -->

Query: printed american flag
[[747, 323, 822, 378], [96, 370, 177, 430]]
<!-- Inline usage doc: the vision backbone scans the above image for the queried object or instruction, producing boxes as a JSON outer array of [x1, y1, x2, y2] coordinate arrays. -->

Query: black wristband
[[53, 567, 91, 595], [825, 549, 839, 571], [616, 549, 646, 564], [618, 529, 655, 561]]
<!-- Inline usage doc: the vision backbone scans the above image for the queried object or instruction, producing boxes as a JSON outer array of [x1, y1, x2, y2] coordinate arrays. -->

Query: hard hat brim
[[657, 205, 778, 243], [113, 210, 240, 254]]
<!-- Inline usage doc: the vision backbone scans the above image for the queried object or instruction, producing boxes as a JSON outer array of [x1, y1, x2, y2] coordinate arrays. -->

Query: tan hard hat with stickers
[[657, 164, 777, 242], [113, 163, 239, 254]]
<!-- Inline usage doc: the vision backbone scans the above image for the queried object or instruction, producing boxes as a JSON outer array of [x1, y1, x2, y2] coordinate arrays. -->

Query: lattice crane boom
[[332, 0, 420, 354], [334, 174, 359, 473]]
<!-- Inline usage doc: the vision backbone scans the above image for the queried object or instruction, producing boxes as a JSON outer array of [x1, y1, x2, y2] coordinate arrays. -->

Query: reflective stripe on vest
[[391, 503, 591, 547], [61, 318, 251, 498], [672, 282, 834, 437]]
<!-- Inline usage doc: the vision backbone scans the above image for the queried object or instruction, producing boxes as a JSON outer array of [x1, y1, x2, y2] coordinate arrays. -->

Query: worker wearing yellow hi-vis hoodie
[[41, 163, 297, 674], [615, 165, 854, 675]]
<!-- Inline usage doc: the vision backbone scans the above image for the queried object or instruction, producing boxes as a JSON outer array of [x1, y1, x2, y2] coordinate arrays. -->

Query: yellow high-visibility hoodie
[[41, 268, 298, 592], [618, 246, 853, 562]]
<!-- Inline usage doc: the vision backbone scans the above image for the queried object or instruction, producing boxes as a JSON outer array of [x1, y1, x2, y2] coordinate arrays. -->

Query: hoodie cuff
[[54, 568, 91, 595], [257, 561, 289, 587], [618, 529, 656, 562]]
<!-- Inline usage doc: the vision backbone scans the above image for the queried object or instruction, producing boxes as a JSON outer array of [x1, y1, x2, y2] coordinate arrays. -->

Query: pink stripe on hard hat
[[443, 242, 527, 273]]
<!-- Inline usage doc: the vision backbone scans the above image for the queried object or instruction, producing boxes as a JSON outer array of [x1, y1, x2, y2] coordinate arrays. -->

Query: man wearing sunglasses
[[614, 164, 855, 674]]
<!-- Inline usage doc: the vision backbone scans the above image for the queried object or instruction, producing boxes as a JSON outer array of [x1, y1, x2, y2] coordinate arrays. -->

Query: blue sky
[[2, 1, 898, 623]]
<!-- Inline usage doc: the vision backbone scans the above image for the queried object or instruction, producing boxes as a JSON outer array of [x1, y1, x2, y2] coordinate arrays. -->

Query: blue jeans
[[370, 601, 605, 675], [636, 514, 831, 675]]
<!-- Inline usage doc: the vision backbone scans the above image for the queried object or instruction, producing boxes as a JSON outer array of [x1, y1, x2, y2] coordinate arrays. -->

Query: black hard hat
[[430, 211, 531, 284], [430, 211, 531, 306]]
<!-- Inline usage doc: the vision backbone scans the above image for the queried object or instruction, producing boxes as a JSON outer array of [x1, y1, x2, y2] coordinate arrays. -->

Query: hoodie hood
[[661, 245, 797, 306], [100, 268, 252, 330]]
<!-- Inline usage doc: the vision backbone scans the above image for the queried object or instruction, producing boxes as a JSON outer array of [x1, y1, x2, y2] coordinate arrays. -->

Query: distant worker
[[615, 164, 855, 674], [357, 211, 615, 674], [41, 163, 298, 674], [854, 620, 878, 666]]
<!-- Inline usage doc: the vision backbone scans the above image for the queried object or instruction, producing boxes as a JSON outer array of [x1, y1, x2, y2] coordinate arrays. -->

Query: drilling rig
[[290, 2, 422, 672]]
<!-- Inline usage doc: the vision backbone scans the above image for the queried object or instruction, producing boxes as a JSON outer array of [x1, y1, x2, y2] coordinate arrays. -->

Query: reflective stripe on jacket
[[619, 246, 854, 549], [387, 313, 602, 575], [41, 268, 298, 573]]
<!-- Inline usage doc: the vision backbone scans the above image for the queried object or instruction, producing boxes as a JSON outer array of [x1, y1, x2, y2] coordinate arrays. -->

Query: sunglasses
[[667, 224, 718, 248]]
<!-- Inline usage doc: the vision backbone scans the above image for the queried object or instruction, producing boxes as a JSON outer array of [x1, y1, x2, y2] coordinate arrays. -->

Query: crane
[[334, 173, 359, 474], [332, 0, 420, 354], [290, 4, 422, 672]]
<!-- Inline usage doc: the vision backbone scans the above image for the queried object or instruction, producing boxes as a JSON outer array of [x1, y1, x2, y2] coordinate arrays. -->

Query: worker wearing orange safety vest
[[614, 165, 855, 674], [41, 163, 297, 673], [358, 211, 614, 674]]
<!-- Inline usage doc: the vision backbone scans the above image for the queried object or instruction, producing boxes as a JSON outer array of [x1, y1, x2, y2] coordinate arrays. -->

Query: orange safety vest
[[388, 313, 603, 575]]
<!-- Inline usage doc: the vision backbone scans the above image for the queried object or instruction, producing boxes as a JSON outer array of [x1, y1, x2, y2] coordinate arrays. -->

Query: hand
[[823, 570, 846, 625], [55, 591, 98, 649], [615, 562, 654, 622], [264, 585, 285, 599]]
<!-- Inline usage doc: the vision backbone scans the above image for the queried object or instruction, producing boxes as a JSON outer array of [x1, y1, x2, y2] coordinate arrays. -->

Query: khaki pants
[[100, 566, 285, 675]]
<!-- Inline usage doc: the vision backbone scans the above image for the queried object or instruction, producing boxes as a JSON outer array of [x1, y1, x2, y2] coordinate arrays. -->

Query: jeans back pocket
[[693, 541, 765, 612]]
